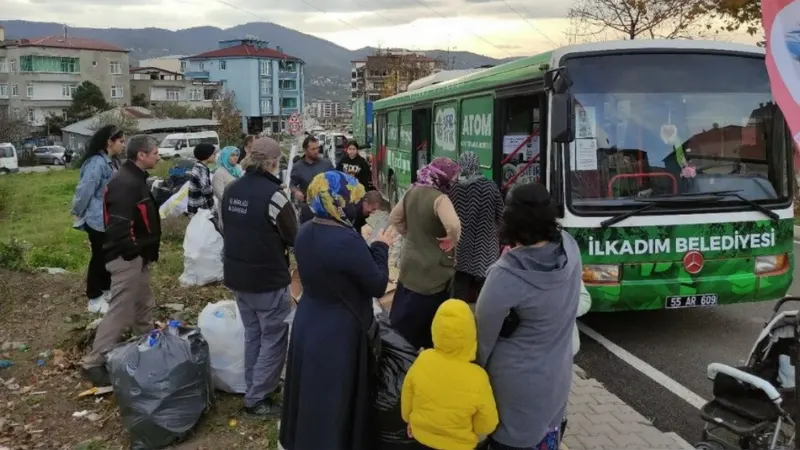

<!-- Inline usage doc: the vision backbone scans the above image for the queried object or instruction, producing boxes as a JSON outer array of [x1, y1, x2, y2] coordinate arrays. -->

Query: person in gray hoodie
[[475, 182, 582, 450]]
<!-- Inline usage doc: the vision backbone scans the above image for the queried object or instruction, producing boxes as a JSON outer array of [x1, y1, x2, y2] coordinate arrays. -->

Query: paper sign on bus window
[[574, 139, 598, 171], [576, 106, 597, 139]]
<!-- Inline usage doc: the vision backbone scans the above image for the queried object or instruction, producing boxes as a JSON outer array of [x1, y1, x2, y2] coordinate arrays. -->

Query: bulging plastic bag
[[106, 326, 213, 450], [198, 300, 246, 394], [159, 181, 190, 218], [374, 325, 418, 449], [179, 209, 224, 287]]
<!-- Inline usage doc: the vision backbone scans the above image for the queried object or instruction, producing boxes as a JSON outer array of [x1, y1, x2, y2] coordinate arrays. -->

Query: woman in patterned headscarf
[[449, 151, 504, 304], [388, 156, 462, 350], [280, 170, 398, 450]]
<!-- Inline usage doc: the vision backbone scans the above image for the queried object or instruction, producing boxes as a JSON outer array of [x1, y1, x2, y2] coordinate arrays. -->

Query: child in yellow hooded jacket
[[401, 299, 499, 450]]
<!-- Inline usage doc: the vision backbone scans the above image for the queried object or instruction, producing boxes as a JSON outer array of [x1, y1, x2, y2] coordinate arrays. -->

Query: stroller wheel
[[693, 442, 724, 450]]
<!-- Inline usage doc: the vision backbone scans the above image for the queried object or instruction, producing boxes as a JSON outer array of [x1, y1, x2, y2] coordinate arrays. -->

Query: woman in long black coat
[[279, 171, 397, 450]]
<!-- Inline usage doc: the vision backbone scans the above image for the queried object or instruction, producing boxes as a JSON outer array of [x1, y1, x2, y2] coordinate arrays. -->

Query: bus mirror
[[551, 93, 575, 144]]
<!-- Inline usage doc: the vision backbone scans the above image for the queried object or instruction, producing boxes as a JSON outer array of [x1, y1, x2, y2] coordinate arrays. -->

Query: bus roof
[[373, 39, 764, 111]]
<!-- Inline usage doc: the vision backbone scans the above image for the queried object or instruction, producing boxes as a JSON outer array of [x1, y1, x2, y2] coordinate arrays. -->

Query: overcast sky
[[2, 0, 754, 57]]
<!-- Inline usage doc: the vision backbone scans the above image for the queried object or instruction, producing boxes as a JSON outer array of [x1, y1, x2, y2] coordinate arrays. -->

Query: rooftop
[[185, 44, 301, 61], [130, 66, 184, 76], [6, 36, 127, 53], [63, 107, 218, 137]]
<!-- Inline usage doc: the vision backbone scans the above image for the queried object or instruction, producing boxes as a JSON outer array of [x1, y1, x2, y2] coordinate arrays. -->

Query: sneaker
[[82, 366, 111, 388], [243, 400, 282, 419], [87, 297, 109, 315]]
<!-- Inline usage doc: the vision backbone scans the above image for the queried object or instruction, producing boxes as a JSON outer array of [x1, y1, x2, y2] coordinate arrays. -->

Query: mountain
[[0, 20, 509, 102]]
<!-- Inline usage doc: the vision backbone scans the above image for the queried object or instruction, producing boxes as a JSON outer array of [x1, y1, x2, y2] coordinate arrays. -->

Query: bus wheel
[[389, 176, 399, 208]]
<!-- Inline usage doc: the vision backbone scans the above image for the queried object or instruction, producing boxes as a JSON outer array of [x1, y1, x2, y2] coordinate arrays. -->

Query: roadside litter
[[198, 301, 246, 394], [106, 320, 213, 450]]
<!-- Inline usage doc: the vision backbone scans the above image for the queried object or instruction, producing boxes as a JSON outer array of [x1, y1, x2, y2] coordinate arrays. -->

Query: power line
[[498, 0, 559, 48], [407, 0, 515, 57]]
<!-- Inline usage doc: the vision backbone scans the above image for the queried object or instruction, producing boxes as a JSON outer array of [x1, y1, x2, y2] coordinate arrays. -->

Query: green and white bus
[[369, 39, 795, 312]]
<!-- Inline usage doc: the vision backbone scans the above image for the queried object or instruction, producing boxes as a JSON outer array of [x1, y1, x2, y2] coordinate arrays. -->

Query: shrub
[[0, 238, 29, 271]]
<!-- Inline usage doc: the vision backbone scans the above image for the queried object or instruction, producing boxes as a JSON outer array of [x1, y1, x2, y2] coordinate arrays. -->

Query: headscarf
[[457, 151, 481, 182], [307, 170, 366, 227], [414, 156, 461, 192], [219, 146, 243, 178]]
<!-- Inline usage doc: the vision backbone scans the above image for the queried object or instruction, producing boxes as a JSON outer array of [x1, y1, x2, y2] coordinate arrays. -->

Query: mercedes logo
[[683, 251, 705, 275]]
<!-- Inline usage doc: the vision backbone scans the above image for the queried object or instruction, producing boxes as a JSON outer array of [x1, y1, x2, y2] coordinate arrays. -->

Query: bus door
[[412, 107, 432, 181], [494, 90, 547, 197]]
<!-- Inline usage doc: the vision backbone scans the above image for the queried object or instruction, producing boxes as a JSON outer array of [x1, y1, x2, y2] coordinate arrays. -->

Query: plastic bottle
[[166, 320, 181, 336]]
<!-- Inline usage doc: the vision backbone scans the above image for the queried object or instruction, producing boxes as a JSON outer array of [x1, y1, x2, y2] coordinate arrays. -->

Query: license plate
[[665, 294, 718, 309]]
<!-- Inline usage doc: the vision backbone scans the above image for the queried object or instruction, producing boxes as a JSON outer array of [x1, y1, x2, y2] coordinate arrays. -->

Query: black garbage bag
[[373, 325, 418, 449], [106, 324, 214, 450]]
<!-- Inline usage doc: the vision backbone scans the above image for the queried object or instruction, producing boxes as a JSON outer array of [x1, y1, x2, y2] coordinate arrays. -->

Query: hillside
[[0, 20, 510, 102]]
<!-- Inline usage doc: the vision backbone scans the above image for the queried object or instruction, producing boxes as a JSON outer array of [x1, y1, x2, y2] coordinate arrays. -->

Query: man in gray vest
[[222, 137, 298, 418]]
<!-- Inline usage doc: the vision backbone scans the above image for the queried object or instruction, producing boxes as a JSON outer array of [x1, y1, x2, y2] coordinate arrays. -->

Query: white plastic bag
[[197, 300, 246, 394], [159, 181, 190, 219], [178, 209, 223, 287]]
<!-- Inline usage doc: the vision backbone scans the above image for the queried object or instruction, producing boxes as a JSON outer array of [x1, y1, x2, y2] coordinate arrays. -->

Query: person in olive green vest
[[388, 157, 462, 350]]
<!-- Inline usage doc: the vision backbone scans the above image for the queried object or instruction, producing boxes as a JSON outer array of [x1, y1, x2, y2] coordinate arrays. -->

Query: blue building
[[182, 38, 304, 134]]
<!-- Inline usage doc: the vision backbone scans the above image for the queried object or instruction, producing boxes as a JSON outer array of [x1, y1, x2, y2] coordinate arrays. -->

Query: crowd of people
[[68, 126, 591, 450]]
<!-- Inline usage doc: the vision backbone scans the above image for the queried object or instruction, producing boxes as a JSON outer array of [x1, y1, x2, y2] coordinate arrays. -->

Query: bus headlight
[[583, 264, 620, 284], [755, 254, 789, 276]]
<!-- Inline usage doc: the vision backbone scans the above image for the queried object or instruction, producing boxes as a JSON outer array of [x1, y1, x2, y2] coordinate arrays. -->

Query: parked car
[[0, 143, 19, 174], [34, 146, 67, 165]]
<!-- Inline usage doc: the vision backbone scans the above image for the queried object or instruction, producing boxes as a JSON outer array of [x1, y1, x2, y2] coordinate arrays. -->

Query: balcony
[[279, 89, 299, 96], [279, 71, 298, 79], [184, 71, 209, 80], [280, 106, 299, 114]]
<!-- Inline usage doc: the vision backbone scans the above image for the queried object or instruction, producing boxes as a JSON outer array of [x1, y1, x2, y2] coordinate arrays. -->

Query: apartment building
[[182, 38, 305, 134], [130, 67, 221, 107], [307, 100, 348, 119], [0, 28, 130, 127], [350, 49, 442, 101], [137, 55, 187, 74]]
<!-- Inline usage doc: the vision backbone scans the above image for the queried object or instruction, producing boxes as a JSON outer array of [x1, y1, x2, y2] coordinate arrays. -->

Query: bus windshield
[[564, 52, 791, 212]]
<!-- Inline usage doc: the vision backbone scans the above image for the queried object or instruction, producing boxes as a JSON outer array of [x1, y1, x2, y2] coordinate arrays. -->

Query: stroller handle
[[772, 296, 800, 314], [707, 363, 783, 403]]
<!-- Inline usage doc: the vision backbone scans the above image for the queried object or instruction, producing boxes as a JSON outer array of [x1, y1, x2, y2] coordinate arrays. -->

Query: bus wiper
[[645, 190, 779, 221], [600, 202, 658, 228]]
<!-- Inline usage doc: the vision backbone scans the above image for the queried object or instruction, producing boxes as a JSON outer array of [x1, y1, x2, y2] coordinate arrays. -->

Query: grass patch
[[0, 163, 172, 271], [0, 163, 285, 449]]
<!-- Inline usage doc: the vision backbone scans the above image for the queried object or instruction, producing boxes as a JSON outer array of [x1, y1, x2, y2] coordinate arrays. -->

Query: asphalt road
[[576, 240, 800, 445]]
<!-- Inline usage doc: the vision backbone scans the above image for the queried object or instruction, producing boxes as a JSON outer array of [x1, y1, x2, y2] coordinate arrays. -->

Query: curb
[[666, 431, 695, 449]]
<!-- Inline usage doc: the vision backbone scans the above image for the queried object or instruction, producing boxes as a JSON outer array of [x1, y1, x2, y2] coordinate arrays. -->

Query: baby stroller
[[695, 296, 800, 450]]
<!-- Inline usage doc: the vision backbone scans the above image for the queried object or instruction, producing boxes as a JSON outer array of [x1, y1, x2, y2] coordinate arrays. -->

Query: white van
[[0, 143, 19, 174], [158, 131, 220, 159]]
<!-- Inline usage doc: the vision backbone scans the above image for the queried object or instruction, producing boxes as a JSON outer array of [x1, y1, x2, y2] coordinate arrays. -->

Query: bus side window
[[498, 94, 542, 197]]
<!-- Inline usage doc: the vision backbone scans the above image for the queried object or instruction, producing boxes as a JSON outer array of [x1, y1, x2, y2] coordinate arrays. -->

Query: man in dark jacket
[[290, 135, 333, 224], [81, 135, 162, 387], [222, 137, 298, 418]]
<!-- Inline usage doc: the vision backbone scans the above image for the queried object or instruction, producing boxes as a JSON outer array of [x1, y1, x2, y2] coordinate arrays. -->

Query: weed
[[0, 237, 28, 270], [161, 214, 190, 245]]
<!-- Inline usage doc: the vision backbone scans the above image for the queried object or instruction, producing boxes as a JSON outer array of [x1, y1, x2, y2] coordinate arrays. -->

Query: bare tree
[[212, 90, 242, 147], [567, 0, 712, 40], [0, 109, 30, 144], [90, 109, 139, 136]]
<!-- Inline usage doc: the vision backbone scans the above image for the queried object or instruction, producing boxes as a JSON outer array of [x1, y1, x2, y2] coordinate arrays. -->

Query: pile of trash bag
[[374, 325, 418, 449], [106, 321, 213, 450], [158, 159, 198, 218], [198, 301, 247, 394], [178, 209, 224, 287]]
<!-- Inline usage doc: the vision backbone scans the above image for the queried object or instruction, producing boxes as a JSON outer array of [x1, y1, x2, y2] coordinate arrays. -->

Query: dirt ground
[[0, 269, 278, 450]]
